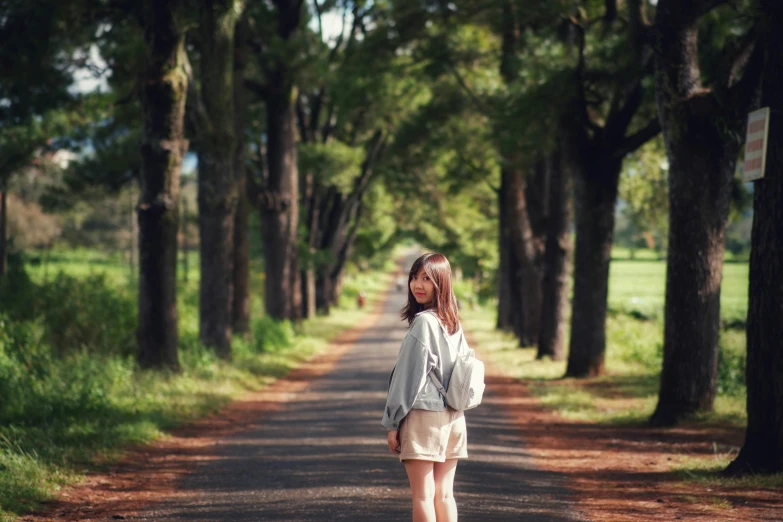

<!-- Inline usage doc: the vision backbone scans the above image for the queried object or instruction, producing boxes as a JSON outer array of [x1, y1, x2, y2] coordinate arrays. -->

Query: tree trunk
[[232, 157, 250, 333], [181, 196, 189, 283], [326, 198, 366, 307], [300, 172, 319, 319], [497, 169, 528, 336], [232, 14, 250, 334], [128, 186, 136, 281], [648, 7, 754, 425], [301, 266, 316, 317], [261, 90, 300, 321], [505, 167, 543, 346], [650, 125, 733, 425], [538, 150, 573, 360], [0, 182, 7, 277], [566, 155, 622, 377], [314, 192, 350, 311], [137, 0, 188, 371], [496, 192, 514, 331], [197, 0, 240, 358], [315, 272, 331, 315], [727, 6, 783, 473]]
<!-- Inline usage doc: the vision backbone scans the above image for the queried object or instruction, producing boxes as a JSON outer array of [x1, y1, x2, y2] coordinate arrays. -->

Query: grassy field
[[0, 250, 392, 521]]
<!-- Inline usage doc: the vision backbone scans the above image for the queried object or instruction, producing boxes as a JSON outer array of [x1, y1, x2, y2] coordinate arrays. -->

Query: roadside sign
[[742, 107, 771, 182]]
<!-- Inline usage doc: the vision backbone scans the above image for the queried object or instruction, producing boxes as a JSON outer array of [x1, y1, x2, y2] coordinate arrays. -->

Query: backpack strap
[[419, 310, 462, 396], [429, 372, 448, 396]]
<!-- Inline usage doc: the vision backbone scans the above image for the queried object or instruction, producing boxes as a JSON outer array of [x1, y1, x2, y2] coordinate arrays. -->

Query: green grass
[[608, 256, 749, 325], [24, 248, 142, 285], [672, 454, 783, 489], [0, 252, 391, 521]]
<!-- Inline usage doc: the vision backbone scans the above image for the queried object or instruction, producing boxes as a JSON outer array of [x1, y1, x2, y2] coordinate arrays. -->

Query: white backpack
[[425, 313, 485, 411]]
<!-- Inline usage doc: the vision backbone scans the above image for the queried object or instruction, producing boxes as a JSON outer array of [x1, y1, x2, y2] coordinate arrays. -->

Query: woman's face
[[410, 267, 435, 307]]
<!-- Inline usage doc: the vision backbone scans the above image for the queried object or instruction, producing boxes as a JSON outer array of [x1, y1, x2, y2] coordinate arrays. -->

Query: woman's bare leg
[[433, 459, 459, 521], [403, 459, 436, 522]]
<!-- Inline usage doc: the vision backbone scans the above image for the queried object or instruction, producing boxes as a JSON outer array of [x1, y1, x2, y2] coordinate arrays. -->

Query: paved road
[[130, 272, 585, 521]]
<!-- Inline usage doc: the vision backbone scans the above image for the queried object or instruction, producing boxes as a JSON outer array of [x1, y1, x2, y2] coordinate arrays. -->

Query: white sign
[[742, 107, 771, 182]]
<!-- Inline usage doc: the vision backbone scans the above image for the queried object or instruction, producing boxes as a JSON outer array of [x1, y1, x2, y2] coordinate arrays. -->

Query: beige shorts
[[399, 407, 468, 462]]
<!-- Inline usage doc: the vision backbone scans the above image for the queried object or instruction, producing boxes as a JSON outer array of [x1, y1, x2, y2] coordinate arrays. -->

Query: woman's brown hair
[[400, 253, 460, 335]]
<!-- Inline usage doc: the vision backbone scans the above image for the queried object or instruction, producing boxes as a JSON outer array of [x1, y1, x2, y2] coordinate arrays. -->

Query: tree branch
[[728, 35, 764, 117], [613, 117, 661, 159], [606, 78, 644, 142], [312, 0, 324, 42], [715, 27, 757, 89], [351, 129, 385, 200]]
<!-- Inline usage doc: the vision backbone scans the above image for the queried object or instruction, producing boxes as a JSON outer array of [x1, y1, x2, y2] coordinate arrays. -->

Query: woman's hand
[[387, 429, 401, 453]]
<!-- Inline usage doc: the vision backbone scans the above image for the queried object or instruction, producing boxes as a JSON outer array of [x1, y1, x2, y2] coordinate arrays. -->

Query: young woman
[[382, 252, 470, 522]]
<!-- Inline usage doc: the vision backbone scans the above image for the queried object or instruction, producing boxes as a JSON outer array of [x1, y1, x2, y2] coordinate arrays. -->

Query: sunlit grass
[[672, 452, 783, 490]]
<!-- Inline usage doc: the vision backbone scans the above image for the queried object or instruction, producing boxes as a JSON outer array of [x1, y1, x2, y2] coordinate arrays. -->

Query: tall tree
[[649, 0, 762, 425], [232, 14, 251, 334], [246, 0, 303, 321], [190, 0, 244, 357], [537, 143, 573, 360], [495, 0, 545, 346], [137, 0, 189, 370], [725, 0, 783, 475], [564, 3, 659, 377]]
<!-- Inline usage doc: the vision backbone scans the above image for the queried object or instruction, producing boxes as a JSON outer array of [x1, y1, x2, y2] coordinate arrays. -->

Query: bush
[[38, 274, 137, 357], [252, 316, 294, 353], [0, 316, 118, 426], [0, 270, 136, 425]]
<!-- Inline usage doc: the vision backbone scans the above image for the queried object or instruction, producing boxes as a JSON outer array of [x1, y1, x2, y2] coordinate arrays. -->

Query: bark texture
[[566, 154, 622, 376], [257, 0, 302, 321], [649, 1, 760, 426], [726, 2, 783, 475], [262, 89, 300, 320], [137, 0, 188, 370], [301, 171, 318, 319], [232, 15, 250, 334], [538, 150, 573, 361], [505, 166, 544, 346], [564, 10, 659, 377], [496, 177, 515, 330], [197, 0, 241, 358]]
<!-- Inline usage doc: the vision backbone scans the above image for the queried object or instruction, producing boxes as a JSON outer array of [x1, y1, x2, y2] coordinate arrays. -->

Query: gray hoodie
[[381, 310, 468, 430]]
